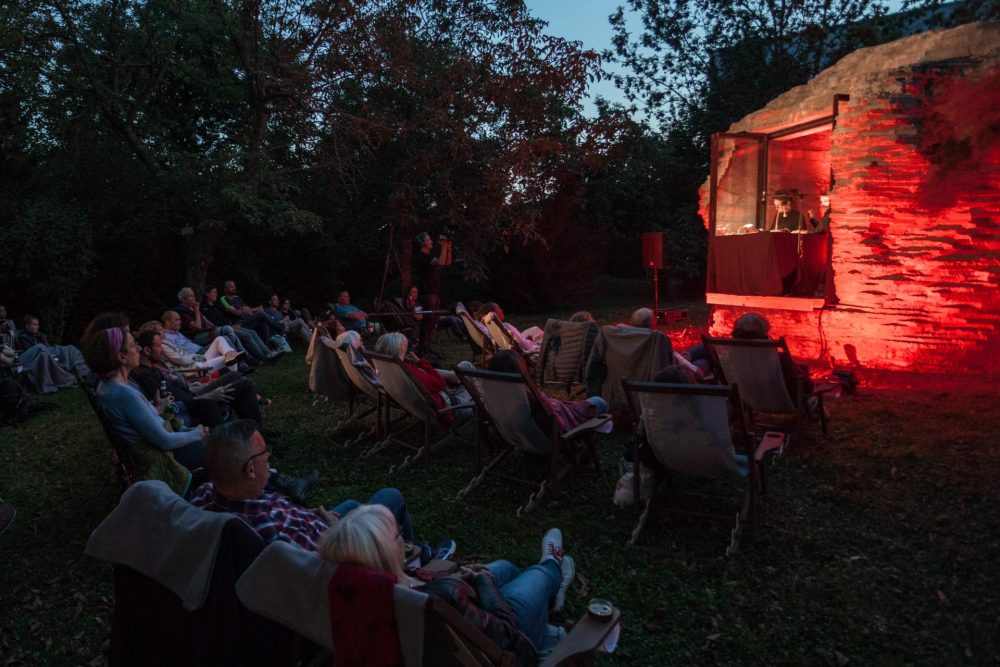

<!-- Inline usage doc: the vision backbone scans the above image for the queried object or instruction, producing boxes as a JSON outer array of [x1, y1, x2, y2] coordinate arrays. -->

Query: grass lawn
[[1, 288, 997, 665]]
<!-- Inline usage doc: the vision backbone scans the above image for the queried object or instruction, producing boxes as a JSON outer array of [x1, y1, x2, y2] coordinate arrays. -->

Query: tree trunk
[[185, 227, 225, 294]]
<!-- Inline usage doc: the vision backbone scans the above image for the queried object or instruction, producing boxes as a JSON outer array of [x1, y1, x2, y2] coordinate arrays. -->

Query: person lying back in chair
[[476, 302, 544, 355], [190, 420, 454, 564], [320, 504, 576, 666]]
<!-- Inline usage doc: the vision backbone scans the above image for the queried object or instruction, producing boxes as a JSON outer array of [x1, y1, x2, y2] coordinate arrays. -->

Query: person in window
[[765, 191, 806, 232]]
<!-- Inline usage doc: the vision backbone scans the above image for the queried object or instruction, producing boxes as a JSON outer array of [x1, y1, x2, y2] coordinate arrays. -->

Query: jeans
[[234, 327, 272, 360], [172, 440, 205, 471], [484, 559, 561, 650], [330, 487, 415, 542]]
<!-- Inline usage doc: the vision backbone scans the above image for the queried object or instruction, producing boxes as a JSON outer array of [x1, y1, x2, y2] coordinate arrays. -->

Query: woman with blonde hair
[[320, 504, 575, 666]]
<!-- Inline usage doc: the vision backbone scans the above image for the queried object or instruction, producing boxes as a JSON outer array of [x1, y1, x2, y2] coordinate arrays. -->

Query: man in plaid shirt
[[190, 420, 420, 552]]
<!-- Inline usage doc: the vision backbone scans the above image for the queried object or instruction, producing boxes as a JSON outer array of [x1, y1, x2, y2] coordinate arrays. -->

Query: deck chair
[[79, 375, 139, 486], [362, 351, 471, 476], [375, 297, 420, 339], [621, 381, 778, 555], [584, 325, 674, 414], [85, 481, 296, 666], [237, 540, 621, 666], [455, 366, 612, 516], [307, 332, 352, 405], [702, 335, 831, 445], [332, 343, 383, 446], [536, 319, 599, 397], [457, 304, 494, 366]]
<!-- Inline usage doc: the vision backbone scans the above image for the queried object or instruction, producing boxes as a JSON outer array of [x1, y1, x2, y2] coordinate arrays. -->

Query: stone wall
[[703, 22, 1000, 376]]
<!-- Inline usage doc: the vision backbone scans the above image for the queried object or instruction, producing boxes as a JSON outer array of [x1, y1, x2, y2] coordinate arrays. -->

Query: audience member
[[130, 330, 265, 430], [333, 290, 377, 336], [266, 294, 311, 345], [16, 314, 91, 378], [219, 280, 282, 341], [82, 322, 206, 495], [190, 420, 453, 563], [279, 297, 314, 328], [374, 332, 473, 425], [731, 312, 813, 395], [628, 308, 654, 329], [476, 302, 544, 355], [160, 310, 247, 373], [569, 311, 594, 323], [202, 285, 277, 360], [320, 505, 573, 665], [0, 306, 76, 394], [175, 287, 244, 350], [335, 331, 380, 388]]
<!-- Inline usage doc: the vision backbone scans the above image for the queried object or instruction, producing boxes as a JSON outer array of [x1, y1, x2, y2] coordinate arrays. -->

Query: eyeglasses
[[243, 445, 272, 468]]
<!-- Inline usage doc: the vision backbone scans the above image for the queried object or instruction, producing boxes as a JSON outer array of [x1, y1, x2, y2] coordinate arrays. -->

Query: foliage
[[0, 200, 95, 341], [608, 0, 897, 148]]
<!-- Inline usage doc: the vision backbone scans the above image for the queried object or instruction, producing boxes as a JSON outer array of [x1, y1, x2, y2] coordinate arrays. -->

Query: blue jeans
[[234, 327, 272, 359], [485, 559, 561, 650], [331, 487, 415, 542]]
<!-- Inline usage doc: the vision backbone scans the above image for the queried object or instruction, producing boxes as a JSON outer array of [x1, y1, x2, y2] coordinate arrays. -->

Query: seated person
[[175, 287, 243, 350], [627, 307, 654, 330], [613, 366, 689, 507], [279, 297, 314, 327], [1, 306, 76, 394], [130, 330, 265, 430], [374, 332, 473, 425], [569, 311, 595, 323], [82, 322, 207, 495], [731, 312, 813, 395], [333, 290, 378, 335], [335, 330, 380, 388], [265, 294, 311, 346], [476, 302, 543, 355], [160, 311, 248, 373], [220, 280, 283, 341], [488, 351, 608, 432], [202, 285, 277, 361], [320, 506, 575, 665], [16, 314, 91, 378], [765, 192, 806, 232], [191, 420, 453, 562]]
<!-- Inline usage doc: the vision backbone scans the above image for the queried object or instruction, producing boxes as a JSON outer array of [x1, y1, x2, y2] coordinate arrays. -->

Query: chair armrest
[[562, 413, 613, 440], [754, 431, 786, 462], [540, 608, 621, 667]]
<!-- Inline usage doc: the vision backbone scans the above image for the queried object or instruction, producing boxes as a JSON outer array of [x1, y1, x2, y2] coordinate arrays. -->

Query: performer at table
[[765, 191, 806, 232]]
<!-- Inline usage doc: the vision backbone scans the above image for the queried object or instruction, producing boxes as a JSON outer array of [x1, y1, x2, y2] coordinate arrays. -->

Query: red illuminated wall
[[703, 24, 1000, 377]]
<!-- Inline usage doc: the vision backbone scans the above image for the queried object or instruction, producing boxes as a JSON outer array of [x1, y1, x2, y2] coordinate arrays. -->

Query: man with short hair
[[175, 287, 244, 351], [265, 294, 310, 345], [160, 310, 246, 373], [333, 290, 374, 335], [16, 314, 91, 377], [219, 280, 283, 341], [131, 330, 264, 429], [190, 420, 454, 561]]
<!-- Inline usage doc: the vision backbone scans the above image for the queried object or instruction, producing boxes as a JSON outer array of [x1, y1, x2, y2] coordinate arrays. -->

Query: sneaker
[[613, 459, 657, 508], [540, 527, 564, 564], [432, 539, 457, 562], [553, 555, 575, 613], [223, 350, 248, 366]]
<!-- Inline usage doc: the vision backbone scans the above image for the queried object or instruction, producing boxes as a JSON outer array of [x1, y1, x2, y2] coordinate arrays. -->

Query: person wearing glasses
[[190, 420, 455, 563]]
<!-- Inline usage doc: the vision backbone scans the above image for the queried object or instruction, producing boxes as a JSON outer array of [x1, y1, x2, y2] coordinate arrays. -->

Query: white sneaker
[[613, 461, 657, 508], [540, 527, 564, 563], [553, 555, 575, 613], [613, 471, 635, 507]]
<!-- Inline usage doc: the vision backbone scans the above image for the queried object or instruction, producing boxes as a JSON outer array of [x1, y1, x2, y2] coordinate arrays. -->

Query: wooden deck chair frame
[[455, 365, 611, 516], [332, 344, 383, 446], [361, 350, 471, 476], [621, 380, 778, 555], [79, 376, 139, 486], [458, 308, 494, 366], [702, 335, 830, 444]]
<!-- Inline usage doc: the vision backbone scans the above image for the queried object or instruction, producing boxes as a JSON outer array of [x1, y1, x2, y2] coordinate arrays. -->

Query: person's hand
[[459, 564, 491, 582], [154, 390, 174, 414], [193, 301, 200, 312], [315, 507, 339, 526], [198, 385, 235, 403]]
